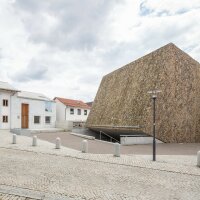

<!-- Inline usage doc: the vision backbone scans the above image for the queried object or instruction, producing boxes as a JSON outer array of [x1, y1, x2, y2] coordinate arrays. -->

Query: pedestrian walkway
[[0, 192, 35, 200], [0, 185, 74, 200], [0, 131, 199, 175], [0, 130, 79, 157], [0, 130, 199, 200], [36, 132, 200, 155]]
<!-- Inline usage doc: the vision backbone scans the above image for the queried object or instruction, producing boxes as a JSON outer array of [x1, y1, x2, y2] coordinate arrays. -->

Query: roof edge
[[103, 42, 181, 78]]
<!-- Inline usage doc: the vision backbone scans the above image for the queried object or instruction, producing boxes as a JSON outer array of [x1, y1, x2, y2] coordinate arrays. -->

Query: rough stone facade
[[86, 43, 200, 143]]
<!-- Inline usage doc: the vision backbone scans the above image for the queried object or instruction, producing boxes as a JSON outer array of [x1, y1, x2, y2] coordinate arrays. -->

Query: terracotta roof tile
[[55, 97, 91, 109]]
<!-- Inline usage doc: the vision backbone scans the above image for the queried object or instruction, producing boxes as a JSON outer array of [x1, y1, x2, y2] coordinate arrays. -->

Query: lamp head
[[152, 94, 157, 99], [147, 90, 161, 98]]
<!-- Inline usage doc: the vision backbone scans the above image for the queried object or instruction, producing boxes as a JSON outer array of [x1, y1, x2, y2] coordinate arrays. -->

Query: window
[[45, 116, 51, 124], [70, 108, 74, 115], [77, 109, 81, 115], [3, 99, 8, 107], [84, 110, 87, 115], [45, 101, 52, 112], [34, 116, 40, 124], [2, 116, 8, 123]]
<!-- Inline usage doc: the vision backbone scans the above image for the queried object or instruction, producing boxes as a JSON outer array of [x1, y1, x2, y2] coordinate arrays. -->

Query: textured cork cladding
[[86, 43, 200, 143]]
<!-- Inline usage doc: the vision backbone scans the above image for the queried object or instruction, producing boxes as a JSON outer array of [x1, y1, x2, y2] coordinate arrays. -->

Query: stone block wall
[[86, 43, 200, 143]]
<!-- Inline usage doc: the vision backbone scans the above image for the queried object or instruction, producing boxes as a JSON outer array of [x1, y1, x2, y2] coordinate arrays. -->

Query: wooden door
[[21, 104, 29, 128]]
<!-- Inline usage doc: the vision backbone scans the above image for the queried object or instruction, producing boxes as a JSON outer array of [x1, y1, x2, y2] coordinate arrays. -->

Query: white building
[[0, 82, 19, 129], [0, 81, 56, 130], [54, 97, 91, 125], [11, 91, 56, 129]]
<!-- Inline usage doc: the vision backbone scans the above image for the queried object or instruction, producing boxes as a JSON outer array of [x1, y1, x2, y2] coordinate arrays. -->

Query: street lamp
[[147, 90, 161, 161]]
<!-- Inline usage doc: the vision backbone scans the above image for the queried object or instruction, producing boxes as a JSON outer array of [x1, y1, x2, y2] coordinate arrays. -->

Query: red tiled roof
[[86, 102, 93, 107], [55, 97, 91, 109]]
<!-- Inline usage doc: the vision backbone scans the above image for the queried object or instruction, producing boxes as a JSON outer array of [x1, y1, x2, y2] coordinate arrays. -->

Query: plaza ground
[[36, 131, 200, 155], [0, 130, 199, 199]]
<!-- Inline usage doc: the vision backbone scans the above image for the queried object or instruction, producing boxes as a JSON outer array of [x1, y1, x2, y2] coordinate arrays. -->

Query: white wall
[[120, 136, 163, 145], [65, 107, 90, 122], [55, 99, 66, 121], [0, 90, 12, 129], [55, 99, 90, 123], [11, 95, 56, 129], [55, 120, 73, 131]]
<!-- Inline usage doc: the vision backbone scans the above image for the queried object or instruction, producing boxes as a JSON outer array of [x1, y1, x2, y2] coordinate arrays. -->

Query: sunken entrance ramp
[[86, 43, 200, 143]]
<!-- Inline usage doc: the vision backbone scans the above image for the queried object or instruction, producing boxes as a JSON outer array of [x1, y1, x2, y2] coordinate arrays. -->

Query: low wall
[[70, 132, 95, 140], [10, 128, 31, 136], [120, 136, 163, 145], [55, 121, 73, 131]]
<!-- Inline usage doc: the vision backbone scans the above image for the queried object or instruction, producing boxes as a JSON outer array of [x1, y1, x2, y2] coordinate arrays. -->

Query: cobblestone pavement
[[0, 131, 199, 200], [0, 148, 200, 200], [0, 192, 35, 200]]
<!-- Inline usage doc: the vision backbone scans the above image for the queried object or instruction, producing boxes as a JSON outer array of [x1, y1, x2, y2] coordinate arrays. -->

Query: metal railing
[[99, 131, 120, 143]]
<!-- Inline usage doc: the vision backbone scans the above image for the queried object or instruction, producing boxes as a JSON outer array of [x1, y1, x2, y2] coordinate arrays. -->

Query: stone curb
[[0, 184, 75, 200], [70, 132, 95, 140], [0, 146, 199, 177]]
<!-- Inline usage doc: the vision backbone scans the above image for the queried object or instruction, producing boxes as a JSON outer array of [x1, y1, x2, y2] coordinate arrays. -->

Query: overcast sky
[[0, 0, 200, 102]]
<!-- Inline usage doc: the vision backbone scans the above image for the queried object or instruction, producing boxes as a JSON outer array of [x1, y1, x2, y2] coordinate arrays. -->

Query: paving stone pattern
[[0, 192, 35, 200], [0, 131, 199, 200], [0, 148, 200, 200]]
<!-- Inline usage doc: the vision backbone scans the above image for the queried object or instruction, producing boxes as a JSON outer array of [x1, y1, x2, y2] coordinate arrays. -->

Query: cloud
[[14, 0, 121, 51], [78, 74, 100, 85], [140, 1, 154, 16], [0, 48, 2, 59], [12, 59, 49, 82], [0, 0, 200, 102], [139, 0, 200, 16]]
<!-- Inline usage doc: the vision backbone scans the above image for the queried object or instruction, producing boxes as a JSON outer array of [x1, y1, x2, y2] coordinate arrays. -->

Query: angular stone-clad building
[[86, 43, 200, 143]]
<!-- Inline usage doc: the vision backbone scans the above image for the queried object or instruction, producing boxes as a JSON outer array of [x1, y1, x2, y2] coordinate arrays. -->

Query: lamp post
[[147, 90, 161, 161]]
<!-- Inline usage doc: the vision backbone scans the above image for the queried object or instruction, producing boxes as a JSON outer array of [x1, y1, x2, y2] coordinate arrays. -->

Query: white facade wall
[[55, 99, 90, 122], [65, 107, 90, 122], [0, 90, 12, 129], [11, 95, 56, 129], [55, 100, 66, 121]]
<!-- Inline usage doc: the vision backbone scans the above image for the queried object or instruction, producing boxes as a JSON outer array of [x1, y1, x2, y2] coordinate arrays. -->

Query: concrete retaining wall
[[120, 136, 163, 145], [55, 121, 73, 131]]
